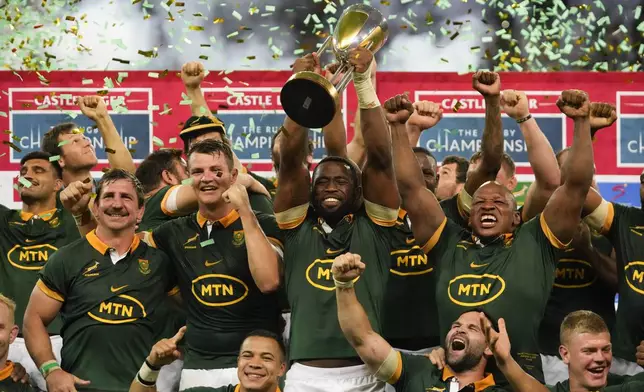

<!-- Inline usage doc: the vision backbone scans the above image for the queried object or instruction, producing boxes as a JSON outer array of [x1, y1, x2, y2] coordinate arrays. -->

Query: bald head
[[474, 181, 517, 211]]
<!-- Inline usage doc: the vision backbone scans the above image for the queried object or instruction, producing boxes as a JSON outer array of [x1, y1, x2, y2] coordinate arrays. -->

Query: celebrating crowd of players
[[1, 47, 644, 392]]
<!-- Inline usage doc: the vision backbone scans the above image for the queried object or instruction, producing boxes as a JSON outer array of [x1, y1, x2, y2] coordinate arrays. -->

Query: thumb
[[73, 375, 91, 386], [81, 181, 93, 193], [171, 326, 187, 343]]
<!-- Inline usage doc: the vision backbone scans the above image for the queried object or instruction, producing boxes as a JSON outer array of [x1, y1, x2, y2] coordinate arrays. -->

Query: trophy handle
[[317, 36, 332, 54], [335, 66, 355, 93]]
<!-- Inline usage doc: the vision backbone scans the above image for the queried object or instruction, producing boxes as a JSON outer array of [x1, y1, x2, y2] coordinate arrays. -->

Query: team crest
[[48, 217, 60, 228], [138, 259, 151, 275], [232, 231, 245, 247]]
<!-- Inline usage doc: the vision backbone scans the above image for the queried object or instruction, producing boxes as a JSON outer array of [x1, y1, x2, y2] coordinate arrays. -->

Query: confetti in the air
[[105, 148, 116, 154], [200, 239, 215, 247], [49, 155, 61, 162], [18, 177, 33, 188]]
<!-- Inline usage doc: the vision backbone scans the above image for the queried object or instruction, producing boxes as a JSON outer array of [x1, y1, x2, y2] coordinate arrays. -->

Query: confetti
[[200, 239, 215, 247], [189, 25, 205, 31], [112, 58, 130, 64], [49, 155, 60, 162], [148, 72, 160, 78], [152, 137, 164, 147], [18, 177, 33, 188], [105, 148, 116, 154], [169, 137, 177, 144], [181, 178, 194, 185], [57, 140, 70, 147], [251, 153, 260, 159], [2, 141, 22, 152], [452, 101, 463, 112]]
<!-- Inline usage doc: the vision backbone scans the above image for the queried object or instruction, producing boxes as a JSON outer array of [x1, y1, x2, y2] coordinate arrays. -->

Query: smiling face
[[188, 151, 237, 208], [18, 159, 62, 204], [561, 332, 612, 390], [92, 179, 144, 233], [444, 312, 491, 373], [237, 336, 286, 392], [470, 182, 520, 238], [311, 160, 360, 224], [0, 296, 18, 362]]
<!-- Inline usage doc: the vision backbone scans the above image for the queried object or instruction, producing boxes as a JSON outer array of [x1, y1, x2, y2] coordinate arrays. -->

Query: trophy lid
[[332, 4, 389, 61]]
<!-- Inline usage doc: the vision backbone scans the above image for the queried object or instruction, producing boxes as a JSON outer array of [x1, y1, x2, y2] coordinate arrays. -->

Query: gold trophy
[[280, 4, 389, 129]]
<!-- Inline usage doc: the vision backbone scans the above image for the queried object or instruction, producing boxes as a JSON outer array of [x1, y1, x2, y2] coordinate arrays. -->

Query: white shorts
[[610, 357, 644, 376], [179, 367, 239, 391], [284, 362, 385, 392], [157, 359, 183, 392], [385, 347, 439, 392], [541, 354, 569, 385], [8, 335, 62, 391]]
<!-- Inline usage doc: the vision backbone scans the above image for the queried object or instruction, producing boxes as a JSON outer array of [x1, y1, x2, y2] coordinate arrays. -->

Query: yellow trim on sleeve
[[456, 189, 472, 219], [601, 202, 615, 235], [167, 286, 180, 297], [364, 200, 399, 227], [275, 204, 308, 230], [160, 185, 182, 217], [0, 361, 14, 381], [36, 279, 64, 302], [422, 218, 448, 254], [539, 214, 572, 249], [386, 351, 403, 385], [267, 237, 284, 251]]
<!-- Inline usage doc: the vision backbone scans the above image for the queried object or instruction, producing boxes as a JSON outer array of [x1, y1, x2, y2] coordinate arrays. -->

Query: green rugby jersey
[[0, 205, 77, 335], [275, 201, 399, 361], [548, 379, 644, 392], [38, 230, 178, 392], [431, 214, 563, 383], [382, 209, 440, 350], [138, 185, 185, 232], [184, 386, 281, 392], [247, 170, 277, 201], [539, 234, 615, 356], [388, 351, 504, 392], [439, 193, 469, 228], [593, 203, 644, 362], [0, 362, 38, 392], [149, 209, 283, 369]]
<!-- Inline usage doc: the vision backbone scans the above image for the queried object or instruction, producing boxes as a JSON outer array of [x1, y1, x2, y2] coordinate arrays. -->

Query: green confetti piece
[[180, 100, 192, 105], [18, 177, 32, 188], [636, 6, 642, 19], [57, 140, 71, 147], [251, 153, 260, 159], [148, 72, 160, 78], [152, 136, 164, 147], [82, 79, 93, 85], [265, 5, 276, 11], [293, 48, 304, 55], [0, 112, 6, 118], [49, 155, 60, 162], [200, 239, 215, 247], [37, 105, 48, 110], [13, 184, 20, 191], [181, 178, 194, 186], [103, 77, 114, 89], [169, 137, 177, 144], [232, 10, 242, 20]]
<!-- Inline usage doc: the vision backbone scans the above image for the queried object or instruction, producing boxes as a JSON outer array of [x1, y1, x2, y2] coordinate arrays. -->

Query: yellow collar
[[20, 208, 57, 222], [0, 361, 14, 381], [233, 385, 281, 392], [86, 230, 141, 255], [196, 209, 240, 228], [442, 367, 496, 392]]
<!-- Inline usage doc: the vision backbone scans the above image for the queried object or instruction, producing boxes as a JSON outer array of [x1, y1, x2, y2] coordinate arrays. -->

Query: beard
[[447, 350, 482, 373]]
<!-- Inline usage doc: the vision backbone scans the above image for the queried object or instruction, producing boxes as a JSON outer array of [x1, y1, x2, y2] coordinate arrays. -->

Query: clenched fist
[[589, 102, 617, 133], [147, 327, 186, 367], [383, 93, 414, 124], [291, 53, 321, 75], [332, 253, 365, 283], [407, 101, 443, 130], [60, 180, 93, 216], [181, 61, 205, 90], [348, 47, 373, 74], [77, 96, 108, 121], [472, 71, 501, 97], [222, 183, 251, 213], [557, 90, 590, 119], [500, 90, 530, 120]]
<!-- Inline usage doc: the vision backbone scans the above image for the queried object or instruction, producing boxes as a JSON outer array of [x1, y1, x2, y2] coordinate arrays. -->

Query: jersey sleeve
[[439, 191, 471, 227], [275, 203, 309, 230], [37, 251, 68, 302], [364, 199, 399, 227], [159, 185, 186, 217], [149, 220, 175, 252], [256, 212, 284, 254], [423, 217, 466, 256], [517, 214, 565, 269], [248, 192, 274, 215], [387, 352, 435, 388]]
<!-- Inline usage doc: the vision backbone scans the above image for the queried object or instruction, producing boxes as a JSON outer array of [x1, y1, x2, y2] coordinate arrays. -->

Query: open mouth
[[106, 211, 128, 218], [200, 185, 218, 192], [244, 372, 266, 381], [322, 197, 341, 208], [480, 214, 497, 228], [587, 366, 606, 376], [450, 336, 466, 351]]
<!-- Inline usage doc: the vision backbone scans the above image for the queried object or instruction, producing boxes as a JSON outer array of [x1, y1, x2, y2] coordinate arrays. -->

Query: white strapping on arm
[[353, 61, 379, 109], [165, 186, 181, 214], [375, 348, 400, 383], [584, 198, 610, 233]]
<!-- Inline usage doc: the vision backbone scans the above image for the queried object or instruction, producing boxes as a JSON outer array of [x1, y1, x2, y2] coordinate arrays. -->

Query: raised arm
[[501, 90, 560, 222], [571, 223, 617, 290], [347, 60, 376, 167], [384, 94, 446, 246], [405, 101, 443, 147], [60, 180, 97, 237], [350, 48, 399, 209], [181, 61, 212, 117], [320, 64, 349, 159], [464, 71, 503, 195], [129, 327, 186, 392], [542, 90, 595, 245], [78, 96, 136, 174], [333, 253, 396, 378]]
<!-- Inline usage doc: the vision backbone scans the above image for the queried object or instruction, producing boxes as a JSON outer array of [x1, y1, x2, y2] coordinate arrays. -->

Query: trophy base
[[280, 71, 339, 129]]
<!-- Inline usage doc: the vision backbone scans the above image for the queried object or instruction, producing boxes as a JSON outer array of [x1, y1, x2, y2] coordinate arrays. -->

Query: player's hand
[[383, 93, 414, 124], [147, 326, 187, 368], [556, 90, 590, 119], [291, 53, 321, 75], [11, 362, 29, 384], [589, 102, 617, 135], [332, 253, 365, 282], [222, 183, 252, 213], [348, 47, 373, 74], [500, 90, 530, 120], [181, 61, 206, 90], [60, 180, 93, 216], [481, 314, 511, 367], [472, 71, 501, 97], [236, 173, 270, 197], [45, 368, 90, 392], [77, 96, 108, 121], [636, 340, 644, 366], [425, 347, 446, 370], [407, 101, 443, 130]]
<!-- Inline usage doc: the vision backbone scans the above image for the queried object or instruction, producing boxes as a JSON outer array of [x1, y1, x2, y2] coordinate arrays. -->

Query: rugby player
[[539, 147, 618, 385], [333, 252, 547, 392], [435, 156, 469, 201], [0, 151, 76, 390], [0, 294, 37, 392], [22, 169, 178, 392], [130, 329, 285, 392], [141, 139, 283, 390], [386, 89, 599, 383], [274, 48, 399, 392]]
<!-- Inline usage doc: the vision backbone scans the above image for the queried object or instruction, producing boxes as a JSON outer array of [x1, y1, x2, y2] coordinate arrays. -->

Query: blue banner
[[417, 117, 564, 164], [618, 118, 644, 165], [597, 182, 642, 208], [10, 113, 151, 162]]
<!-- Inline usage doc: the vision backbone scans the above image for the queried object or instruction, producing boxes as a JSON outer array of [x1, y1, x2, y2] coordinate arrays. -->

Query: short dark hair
[[187, 139, 235, 170], [96, 169, 145, 208], [135, 149, 184, 194], [20, 151, 62, 179], [271, 127, 314, 157], [441, 155, 469, 183], [412, 147, 436, 163], [243, 329, 286, 361], [469, 152, 516, 176], [41, 122, 78, 157]]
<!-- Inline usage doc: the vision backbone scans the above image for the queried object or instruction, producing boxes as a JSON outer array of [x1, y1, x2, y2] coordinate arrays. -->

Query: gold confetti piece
[[105, 148, 116, 154], [440, 58, 449, 63], [175, 1, 184, 5], [189, 25, 205, 31], [102, 167, 111, 173], [96, 90, 109, 96], [11, 135, 20, 141], [450, 32, 459, 40], [18, 177, 33, 188], [452, 101, 463, 112], [65, 16, 76, 21], [199, 55, 208, 60], [232, 10, 242, 20], [128, 149, 136, 154], [3, 141, 21, 152], [213, 18, 224, 24], [57, 140, 70, 147], [112, 58, 130, 64], [131, 139, 139, 145], [34, 24, 44, 29], [49, 155, 60, 162], [138, 50, 157, 58], [2, 130, 11, 134]]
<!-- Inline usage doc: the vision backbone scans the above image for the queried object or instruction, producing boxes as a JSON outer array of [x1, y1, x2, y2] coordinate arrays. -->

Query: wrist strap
[[73, 211, 88, 226], [334, 277, 355, 289], [516, 114, 532, 123], [136, 360, 160, 386], [39, 360, 61, 379]]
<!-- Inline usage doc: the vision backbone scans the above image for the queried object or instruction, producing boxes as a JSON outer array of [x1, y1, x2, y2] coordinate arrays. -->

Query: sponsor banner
[[617, 92, 644, 168], [596, 181, 642, 208]]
